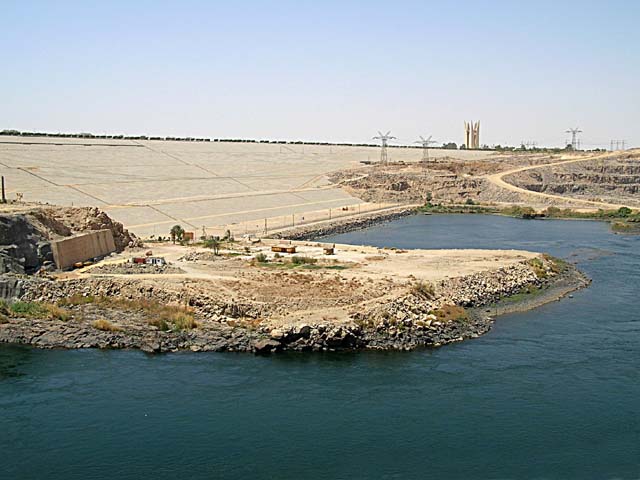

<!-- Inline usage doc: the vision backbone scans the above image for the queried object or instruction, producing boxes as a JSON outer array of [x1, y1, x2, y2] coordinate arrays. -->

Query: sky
[[1, 0, 639, 148]]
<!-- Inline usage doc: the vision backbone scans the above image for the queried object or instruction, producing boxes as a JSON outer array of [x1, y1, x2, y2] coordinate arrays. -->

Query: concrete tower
[[464, 121, 480, 149]]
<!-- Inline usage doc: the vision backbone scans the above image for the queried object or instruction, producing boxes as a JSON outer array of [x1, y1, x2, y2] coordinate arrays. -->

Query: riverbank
[[0, 252, 587, 353], [417, 203, 640, 234], [270, 205, 417, 240]]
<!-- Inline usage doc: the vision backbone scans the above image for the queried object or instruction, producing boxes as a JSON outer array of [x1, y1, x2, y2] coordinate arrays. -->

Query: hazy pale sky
[[2, 0, 639, 148]]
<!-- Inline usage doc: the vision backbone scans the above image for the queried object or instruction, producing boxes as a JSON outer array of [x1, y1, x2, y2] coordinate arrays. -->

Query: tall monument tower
[[464, 121, 480, 149]]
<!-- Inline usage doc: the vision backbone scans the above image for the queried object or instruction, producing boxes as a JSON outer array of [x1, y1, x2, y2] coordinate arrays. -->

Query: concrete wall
[[51, 230, 116, 270]]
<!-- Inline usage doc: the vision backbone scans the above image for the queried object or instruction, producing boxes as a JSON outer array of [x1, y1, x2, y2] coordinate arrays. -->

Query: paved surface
[[0, 136, 493, 237]]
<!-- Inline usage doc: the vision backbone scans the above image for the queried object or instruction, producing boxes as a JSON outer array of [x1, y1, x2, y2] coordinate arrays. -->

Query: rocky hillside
[[503, 153, 640, 207], [0, 204, 136, 274]]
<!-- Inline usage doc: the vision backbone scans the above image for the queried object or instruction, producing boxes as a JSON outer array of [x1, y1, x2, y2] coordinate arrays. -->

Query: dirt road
[[485, 152, 626, 209]]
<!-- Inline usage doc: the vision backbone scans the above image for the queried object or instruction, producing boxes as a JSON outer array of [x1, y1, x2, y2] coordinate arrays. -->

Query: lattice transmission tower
[[373, 131, 396, 164], [415, 135, 437, 162], [565, 127, 583, 150]]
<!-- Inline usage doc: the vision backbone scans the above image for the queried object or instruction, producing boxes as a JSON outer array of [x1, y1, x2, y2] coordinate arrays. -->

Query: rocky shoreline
[[270, 206, 416, 241], [0, 260, 588, 354]]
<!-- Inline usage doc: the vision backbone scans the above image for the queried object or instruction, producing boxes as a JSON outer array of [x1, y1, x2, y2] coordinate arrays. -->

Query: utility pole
[[414, 135, 437, 162], [373, 131, 396, 164], [1, 176, 5, 204]]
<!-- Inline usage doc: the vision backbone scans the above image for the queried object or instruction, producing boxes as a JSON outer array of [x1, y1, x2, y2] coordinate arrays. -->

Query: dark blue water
[[1, 215, 639, 479]]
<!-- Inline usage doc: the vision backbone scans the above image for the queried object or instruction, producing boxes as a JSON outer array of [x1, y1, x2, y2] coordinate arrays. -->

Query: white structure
[[464, 121, 480, 149]]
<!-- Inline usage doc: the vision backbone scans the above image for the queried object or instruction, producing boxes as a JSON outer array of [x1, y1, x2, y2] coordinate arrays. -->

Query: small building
[[132, 256, 166, 266], [271, 245, 297, 254], [145, 256, 166, 266]]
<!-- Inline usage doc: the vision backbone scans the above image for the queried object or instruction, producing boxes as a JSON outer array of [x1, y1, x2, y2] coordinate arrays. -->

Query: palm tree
[[204, 237, 221, 255], [170, 225, 184, 244]]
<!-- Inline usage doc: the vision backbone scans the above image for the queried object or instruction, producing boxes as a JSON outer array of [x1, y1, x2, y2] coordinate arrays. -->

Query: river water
[[1, 215, 638, 479]]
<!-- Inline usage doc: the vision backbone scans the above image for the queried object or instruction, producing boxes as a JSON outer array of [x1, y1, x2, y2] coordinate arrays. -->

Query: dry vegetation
[[58, 295, 198, 331], [430, 304, 469, 323], [92, 319, 122, 332]]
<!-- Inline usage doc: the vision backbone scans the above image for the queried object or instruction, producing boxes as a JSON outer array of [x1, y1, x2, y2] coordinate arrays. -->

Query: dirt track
[[484, 152, 626, 209]]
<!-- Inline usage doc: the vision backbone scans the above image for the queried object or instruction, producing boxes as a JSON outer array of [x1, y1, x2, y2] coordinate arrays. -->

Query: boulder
[[253, 339, 281, 355]]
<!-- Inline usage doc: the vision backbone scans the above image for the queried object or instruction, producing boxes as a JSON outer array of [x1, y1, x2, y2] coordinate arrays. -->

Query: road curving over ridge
[[484, 151, 628, 210]]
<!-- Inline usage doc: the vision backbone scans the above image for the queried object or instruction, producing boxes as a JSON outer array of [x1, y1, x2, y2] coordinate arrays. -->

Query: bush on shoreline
[[411, 281, 435, 300]]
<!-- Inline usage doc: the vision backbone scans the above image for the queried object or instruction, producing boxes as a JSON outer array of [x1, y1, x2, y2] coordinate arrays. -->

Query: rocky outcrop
[[503, 157, 640, 207], [0, 205, 137, 274], [0, 214, 52, 274], [39, 206, 136, 251]]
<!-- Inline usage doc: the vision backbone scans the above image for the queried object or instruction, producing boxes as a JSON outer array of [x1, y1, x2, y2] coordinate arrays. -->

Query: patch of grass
[[57, 295, 197, 331], [502, 284, 544, 304], [411, 280, 435, 300], [165, 312, 198, 331], [10, 301, 47, 317], [291, 256, 317, 265], [9, 301, 71, 321], [542, 254, 568, 274], [148, 318, 170, 331], [43, 304, 72, 321], [57, 294, 96, 307], [527, 257, 548, 279], [320, 265, 348, 270], [92, 319, 122, 332], [430, 304, 469, 323]]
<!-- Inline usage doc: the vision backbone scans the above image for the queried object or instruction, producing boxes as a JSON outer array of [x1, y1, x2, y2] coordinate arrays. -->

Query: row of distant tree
[[2, 129, 607, 152], [0, 129, 487, 150]]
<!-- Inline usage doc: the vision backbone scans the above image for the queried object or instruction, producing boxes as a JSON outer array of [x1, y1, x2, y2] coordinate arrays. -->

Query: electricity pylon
[[565, 127, 582, 150], [415, 135, 437, 162], [373, 131, 396, 164]]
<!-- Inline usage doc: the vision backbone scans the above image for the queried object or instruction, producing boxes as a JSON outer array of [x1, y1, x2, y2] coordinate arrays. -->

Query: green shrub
[[254, 253, 268, 263], [10, 301, 45, 316], [617, 207, 632, 218], [502, 205, 538, 219]]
